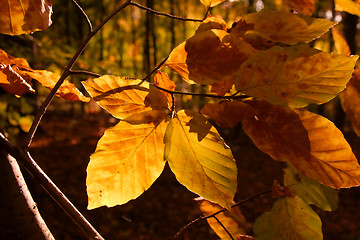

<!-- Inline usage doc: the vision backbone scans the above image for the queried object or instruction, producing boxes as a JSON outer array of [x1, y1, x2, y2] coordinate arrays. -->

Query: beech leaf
[[86, 110, 168, 209], [164, 110, 237, 209], [242, 100, 360, 188], [82, 75, 168, 119], [195, 197, 248, 240], [253, 197, 323, 240], [0, 0, 52, 35], [335, 0, 360, 16], [154, 71, 175, 106], [166, 29, 257, 85], [235, 45, 358, 108], [200, 0, 225, 7], [283, 0, 315, 16], [243, 10, 336, 45]]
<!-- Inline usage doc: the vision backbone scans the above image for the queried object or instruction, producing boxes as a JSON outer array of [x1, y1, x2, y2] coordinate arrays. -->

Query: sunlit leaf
[[284, 164, 338, 211], [335, 0, 360, 16], [200, 0, 225, 7], [0, 0, 52, 35], [82, 75, 168, 119], [166, 29, 257, 85], [340, 68, 360, 136], [235, 45, 358, 108], [253, 196, 322, 240], [283, 0, 315, 16], [18, 115, 34, 132], [87, 110, 168, 209], [242, 100, 360, 188], [332, 27, 351, 56], [154, 71, 175, 106], [164, 110, 237, 209], [195, 197, 248, 240], [243, 10, 336, 44], [195, 16, 227, 34]]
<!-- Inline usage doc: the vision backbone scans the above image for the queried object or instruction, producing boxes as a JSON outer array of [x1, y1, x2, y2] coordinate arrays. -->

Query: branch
[[213, 215, 234, 240], [0, 133, 104, 240], [69, 69, 103, 78], [170, 190, 271, 239], [71, 0, 92, 32]]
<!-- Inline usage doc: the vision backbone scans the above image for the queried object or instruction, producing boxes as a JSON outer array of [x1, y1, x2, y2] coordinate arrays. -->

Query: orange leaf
[[332, 27, 351, 56], [0, 0, 52, 35], [335, 0, 360, 16], [154, 71, 175, 106], [242, 100, 360, 188], [283, 0, 315, 16], [210, 78, 234, 96], [166, 29, 257, 85], [195, 16, 227, 34], [200, 0, 225, 7]]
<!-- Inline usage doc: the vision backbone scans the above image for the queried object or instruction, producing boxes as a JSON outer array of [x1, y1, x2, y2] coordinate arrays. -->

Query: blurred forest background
[[1, 0, 360, 239]]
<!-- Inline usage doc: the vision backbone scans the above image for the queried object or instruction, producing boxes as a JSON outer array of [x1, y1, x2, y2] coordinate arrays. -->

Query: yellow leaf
[[283, 0, 315, 16], [332, 27, 351, 56], [195, 197, 248, 240], [243, 10, 336, 44], [86, 110, 168, 209], [235, 45, 358, 108], [166, 29, 257, 85], [0, 0, 52, 35], [164, 110, 237, 209], [82, 75, 168, 119], [335, 0, 360, 16], [200, 0, 225, 7], [242, 100, 360, 188]]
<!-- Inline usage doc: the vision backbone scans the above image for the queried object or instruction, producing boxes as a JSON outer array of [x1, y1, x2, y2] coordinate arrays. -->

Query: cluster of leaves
[[2, 0, 360, 239]]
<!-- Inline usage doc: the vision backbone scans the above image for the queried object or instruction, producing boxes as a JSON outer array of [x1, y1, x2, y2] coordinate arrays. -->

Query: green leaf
[[254, 197, 323, 240], [164, 110, 237, 209]]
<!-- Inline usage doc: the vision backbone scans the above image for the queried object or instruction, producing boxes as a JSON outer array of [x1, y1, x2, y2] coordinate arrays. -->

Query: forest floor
[[26, 111, 360, 240]]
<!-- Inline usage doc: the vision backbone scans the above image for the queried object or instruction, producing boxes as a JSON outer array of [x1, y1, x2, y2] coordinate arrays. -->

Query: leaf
[[82, 75, 168, 119], [18, 115, 34, 132], [166, 29, 257, 85], [195, 197, 248, 240], [200, 0, 225, 7], [253, 197, 323, 240], [283, 0, 315, 16], [243, 10, 336, 44], [86, 110, 168, 209], [235, 45, 358, 108], [201, 101, 254, 128], [0, 0, 52, 35], [210, 78, 234, 96], [195, 16, 227, 34], [164, 110, 237, 209], [335, 0, 360, 16], [242, 100, 360, 188], [284, 164, 338, 211], [332, 27, 351, 56], [154, 71, 175, 106], [340, 68, 360, 136]]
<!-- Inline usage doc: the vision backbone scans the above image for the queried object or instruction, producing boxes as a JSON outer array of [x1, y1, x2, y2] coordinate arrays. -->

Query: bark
[[0, 150, 54, 240]]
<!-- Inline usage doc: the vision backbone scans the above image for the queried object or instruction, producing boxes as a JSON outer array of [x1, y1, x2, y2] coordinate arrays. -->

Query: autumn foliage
[[2, 0, 360, 239]]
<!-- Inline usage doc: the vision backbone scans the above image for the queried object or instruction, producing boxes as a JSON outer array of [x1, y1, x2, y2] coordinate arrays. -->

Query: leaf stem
[[69, 69, 102, 78], [213, 215, 234, 240]]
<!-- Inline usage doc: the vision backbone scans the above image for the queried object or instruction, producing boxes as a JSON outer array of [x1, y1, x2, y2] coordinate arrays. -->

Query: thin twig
[[71, 0, 93, 32], [142, 57, 169, 81], [23, 0, 132, 149], [213, 215, 234, 240], [130, 1, 203, 22], [0, 133, 104, 240], [69, 69, 103, 78]]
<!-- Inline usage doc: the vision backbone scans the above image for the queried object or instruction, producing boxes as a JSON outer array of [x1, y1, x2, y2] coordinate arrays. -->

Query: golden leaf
[[195, 16, 227, 34], [242, 100, 360, 188], [82, 75, 168, 119], [154, 71, 175, 106], [164, 110, 237, 209], [166, 29, 257, 85], [283, 0, 315, 16], [332, 27, 351, 56], [195, 197, 248, 240], [243, 10, 336, 44], [200, 0, 225, 7], [86, 110, 168, 209], [0, 0, 52, 35], [335, 0, 360, 16], [235, 45, 358, 108]]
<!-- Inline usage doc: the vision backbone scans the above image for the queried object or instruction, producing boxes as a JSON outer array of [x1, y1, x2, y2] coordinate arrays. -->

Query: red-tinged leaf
[[235, 45, 358, 108], [201, 101, 254, 128], [200, 0, 225, 7], [166, 29, 257, 85], [87, 110, 168, 209], [283, 0, 315, 16], [243, 10, 336, 45], [332, 27, 351, 56], [154, 71, 175, 106], [195, 197, 248, 240], [210, 78, 234, 96], [335, 0, 360, 16], [271, 180, 296, 199], [164, 110, 237, 209], [242, 100, 360, 188], [0, 0, 52, 35], [82, 75, 168, 119]]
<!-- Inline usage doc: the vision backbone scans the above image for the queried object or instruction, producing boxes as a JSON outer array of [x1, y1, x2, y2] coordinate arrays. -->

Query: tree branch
[[71, 0, 93, 32], [213, 215, 234, 240], [69, 69, 103, 78]]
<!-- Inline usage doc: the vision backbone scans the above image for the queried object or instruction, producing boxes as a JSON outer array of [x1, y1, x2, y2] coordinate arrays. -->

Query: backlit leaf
[[164, 110, 237, 209], [195, 16, 227, 34], [154, 71, 175, 106], [335, 0, 360, 16], [200, 0, 225, 7], [283, 0, 315, 16], [242, 100, 360, 188], [86, 110, 168, 209], [195, 197, 248, 240], [253, 197, 322, 240], [243, 10, 336, 44], [0, 0, 52, 35], [235, 45, 358, 108], [82, 75, 168, 119], [284, 164, 338, 211], [166, 29, 257, 85], [332, 27, 351, 56]]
